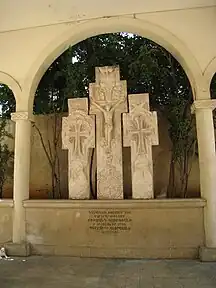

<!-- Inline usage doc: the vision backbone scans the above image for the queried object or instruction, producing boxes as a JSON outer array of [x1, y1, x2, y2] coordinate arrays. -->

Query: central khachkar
[[62, 66, 159, 200]]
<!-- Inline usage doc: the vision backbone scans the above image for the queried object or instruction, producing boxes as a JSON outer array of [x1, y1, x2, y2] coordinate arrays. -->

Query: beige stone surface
[[0, 201, 13, 244], [199, 246, 216, 262], [1, 0, 213, 31], [62, 98, 95, 199], [123, 94, 159, 199], [25, 199, 205, 258], [11, 112, 32, 243], [193, 99, 216, 248], [89, 67, 127, 199], [5, 242, 30, 256], [0, 2, 215, 92]]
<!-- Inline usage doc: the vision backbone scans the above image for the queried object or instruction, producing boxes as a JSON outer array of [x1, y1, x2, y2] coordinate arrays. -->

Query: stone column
[[11, 112, 33, 244], [192, 99, 216, 251]]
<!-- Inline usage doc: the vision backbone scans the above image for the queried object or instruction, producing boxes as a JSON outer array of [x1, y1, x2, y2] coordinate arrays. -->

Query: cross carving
[[68, 118, 92, 156], [123, 94, 159, 199], [62, 98, 95, 199], [129, 115, 154, 154]]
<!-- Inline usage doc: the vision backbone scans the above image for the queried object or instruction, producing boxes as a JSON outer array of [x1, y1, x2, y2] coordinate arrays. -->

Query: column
[[11, 111, 32, 243], [192, 98, 216, 248]]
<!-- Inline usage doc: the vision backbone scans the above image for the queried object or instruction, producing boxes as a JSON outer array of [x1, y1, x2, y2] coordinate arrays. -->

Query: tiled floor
[[0, 256, 216, 287]]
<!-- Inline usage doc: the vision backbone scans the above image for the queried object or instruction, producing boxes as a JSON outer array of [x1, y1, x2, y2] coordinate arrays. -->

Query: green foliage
[[0, 117, 13, 198], [32, 34, 191, 115], [0, 85, 15, 118]]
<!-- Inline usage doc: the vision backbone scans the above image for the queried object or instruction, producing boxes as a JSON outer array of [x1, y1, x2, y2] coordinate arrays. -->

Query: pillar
[[11, 111, 32, 243], [192, 98, 216, 250]]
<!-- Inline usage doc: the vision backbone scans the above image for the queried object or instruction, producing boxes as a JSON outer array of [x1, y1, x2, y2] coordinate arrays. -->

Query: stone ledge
[[23, 199, 206, 209], [4, 242, 30, 257], [0, 200, 14, 208], [199, 247, 216, 262], [31, 244, 199, 259]]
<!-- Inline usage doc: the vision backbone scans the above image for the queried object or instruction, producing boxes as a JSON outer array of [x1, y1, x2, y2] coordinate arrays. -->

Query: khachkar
[[123, 94, 159, 199], [62, 98, 95, 199], [89, 66, 127, 199]]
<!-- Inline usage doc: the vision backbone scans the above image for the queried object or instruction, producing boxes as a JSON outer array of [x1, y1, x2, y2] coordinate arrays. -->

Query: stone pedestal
[[5, 242, 30, 257], [11, 112, 32, 243], [89, 66, 127, 199], [199, 246, 216, 262]]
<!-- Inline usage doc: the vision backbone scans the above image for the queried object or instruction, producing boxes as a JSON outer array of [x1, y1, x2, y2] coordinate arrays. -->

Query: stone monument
[[62, 98, 95, 199], [89, 66, 127, 199], [62, 66, 159, 200], [123, 94, 159, 199]]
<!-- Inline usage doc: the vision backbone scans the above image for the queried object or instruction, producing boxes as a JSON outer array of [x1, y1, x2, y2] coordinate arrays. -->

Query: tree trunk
[[167, 153, 176, 198], [0, 185, 3, 198]]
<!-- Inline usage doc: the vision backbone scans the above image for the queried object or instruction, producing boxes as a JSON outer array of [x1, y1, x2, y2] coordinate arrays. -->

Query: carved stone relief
[[62, 98, 95, 199], [11, 111, 34, 122], [62, 67, 160, 200], [89, 66, 127, 199], [123, 94, 159, 199]]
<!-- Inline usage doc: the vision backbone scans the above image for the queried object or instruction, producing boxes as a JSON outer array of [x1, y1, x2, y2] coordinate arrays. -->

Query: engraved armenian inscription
[[88, 210, 132, 233]]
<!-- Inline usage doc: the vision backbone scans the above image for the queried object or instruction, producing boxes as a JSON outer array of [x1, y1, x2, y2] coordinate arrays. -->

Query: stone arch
[[24, 16, 203, 110], [204, 57, 216, 93], [0, 71, 21, 103]]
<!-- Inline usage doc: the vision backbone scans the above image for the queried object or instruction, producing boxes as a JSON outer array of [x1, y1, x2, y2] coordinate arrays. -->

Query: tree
[[0, 117, 13, 198], [0, 85, 15, 118], [32, 114, 62, 199]]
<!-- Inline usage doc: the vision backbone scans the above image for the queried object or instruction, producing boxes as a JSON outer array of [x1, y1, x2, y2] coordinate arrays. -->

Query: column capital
[[191, 99, 216, 114], [11, 111, 34, 122]]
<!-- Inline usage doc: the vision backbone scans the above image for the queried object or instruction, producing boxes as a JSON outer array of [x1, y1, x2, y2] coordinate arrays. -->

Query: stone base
[[199, 246, 216, 262], [4, 242, 30, 257], [31, 244, 199, 259]]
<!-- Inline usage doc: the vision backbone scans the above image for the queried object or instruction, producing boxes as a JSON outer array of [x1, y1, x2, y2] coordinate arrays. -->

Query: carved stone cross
[[89, 66, 127, 199], [123, 94, 159, 199], [62, 98, 95, 199]]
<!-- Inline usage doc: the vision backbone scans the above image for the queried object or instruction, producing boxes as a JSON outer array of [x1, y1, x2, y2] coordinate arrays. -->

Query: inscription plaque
[[88, 209, 132, 233]]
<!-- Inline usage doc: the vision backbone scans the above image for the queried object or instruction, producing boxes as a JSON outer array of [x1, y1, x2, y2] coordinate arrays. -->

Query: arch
[[24, 16, 203, 110], [204, 57, 216, 90], [0, 71, 21, 103]]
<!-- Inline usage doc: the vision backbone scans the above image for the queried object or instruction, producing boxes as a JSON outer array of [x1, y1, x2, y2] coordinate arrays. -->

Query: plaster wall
[[1, 0, 214, 31], [0, 200, 13, 244], [0, 2, 215, 108]]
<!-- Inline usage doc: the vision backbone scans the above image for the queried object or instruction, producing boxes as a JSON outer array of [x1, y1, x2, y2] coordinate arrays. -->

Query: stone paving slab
[[0, 257, 216, 288]]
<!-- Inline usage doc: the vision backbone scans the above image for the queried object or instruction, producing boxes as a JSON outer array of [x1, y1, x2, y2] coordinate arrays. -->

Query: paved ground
[[0, 257, 216, 287]]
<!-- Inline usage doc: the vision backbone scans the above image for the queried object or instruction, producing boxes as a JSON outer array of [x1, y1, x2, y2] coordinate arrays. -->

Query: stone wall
[[0, 200, 13, 244], [3, 113, 200, 198], [24, 199, 205, 258]]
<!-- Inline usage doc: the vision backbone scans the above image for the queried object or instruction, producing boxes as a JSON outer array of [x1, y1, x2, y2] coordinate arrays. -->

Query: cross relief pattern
[[123, 94, 159, 199], [89, 66, 127, 199], [89, 66, 127, 149], [62, 98, 95, 199], [62, 67, 159, 200]]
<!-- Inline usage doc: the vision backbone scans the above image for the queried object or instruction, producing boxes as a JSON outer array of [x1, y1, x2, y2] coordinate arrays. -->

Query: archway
[[23, 17, 203, 111], [30, 32, 199, 200], [210, 72, 216, 99]]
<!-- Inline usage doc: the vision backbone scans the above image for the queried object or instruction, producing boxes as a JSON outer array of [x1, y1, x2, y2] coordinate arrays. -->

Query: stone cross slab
[[89, 66, 127, 199], [123, 94, 159, 199], [62, 98, 95, 199]]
